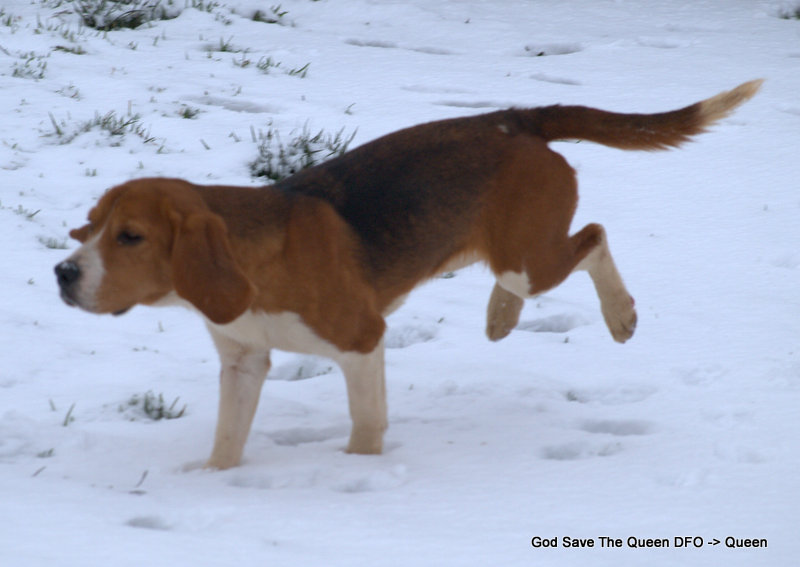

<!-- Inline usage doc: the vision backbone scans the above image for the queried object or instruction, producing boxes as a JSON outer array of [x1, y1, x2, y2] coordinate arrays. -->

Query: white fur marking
[[66, 228, 106, 310], [496, 270, 534, 298], [208, 310, 344, 359]]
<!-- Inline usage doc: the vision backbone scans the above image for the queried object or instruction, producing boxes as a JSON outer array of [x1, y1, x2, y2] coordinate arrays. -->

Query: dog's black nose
[[55, 261, 80, 289]]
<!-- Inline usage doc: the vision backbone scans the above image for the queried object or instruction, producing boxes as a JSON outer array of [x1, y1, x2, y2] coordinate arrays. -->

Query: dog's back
[[275, 80, 762, 292]]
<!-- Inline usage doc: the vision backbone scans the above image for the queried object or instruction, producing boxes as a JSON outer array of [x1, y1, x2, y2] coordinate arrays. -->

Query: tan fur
[[486, 283, 524, 341], [697, 79, 763, 125], [55, 81, 760, 468]]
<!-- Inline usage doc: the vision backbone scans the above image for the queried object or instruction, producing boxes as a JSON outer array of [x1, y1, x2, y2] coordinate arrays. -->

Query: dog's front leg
[[338, 339, 387, 455], [205, 330, 271, 470]]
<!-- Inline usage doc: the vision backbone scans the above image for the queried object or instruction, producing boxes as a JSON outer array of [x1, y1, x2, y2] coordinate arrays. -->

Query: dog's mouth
[[59, 289, 79, 308], [59, 289, 130, 316]]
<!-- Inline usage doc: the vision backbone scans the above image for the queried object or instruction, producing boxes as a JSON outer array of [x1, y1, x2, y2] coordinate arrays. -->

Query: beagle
[[55, 80, 761, 469]]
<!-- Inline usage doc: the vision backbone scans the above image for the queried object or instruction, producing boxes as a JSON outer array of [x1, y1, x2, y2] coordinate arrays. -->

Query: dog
[[55, 80, 761, 469]]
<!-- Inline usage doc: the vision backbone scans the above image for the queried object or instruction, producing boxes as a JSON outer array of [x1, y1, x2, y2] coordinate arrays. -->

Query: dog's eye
[[117, 231, 143, 246]]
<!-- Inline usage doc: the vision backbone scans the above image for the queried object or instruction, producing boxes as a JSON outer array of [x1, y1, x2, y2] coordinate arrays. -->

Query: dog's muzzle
[[55, 260, 81, 307]]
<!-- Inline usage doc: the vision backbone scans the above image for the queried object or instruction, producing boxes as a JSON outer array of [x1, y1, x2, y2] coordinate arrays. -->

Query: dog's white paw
[[485, 284, 524, 342], [346, 427, 385, 455], [602, 294, 637, 343]]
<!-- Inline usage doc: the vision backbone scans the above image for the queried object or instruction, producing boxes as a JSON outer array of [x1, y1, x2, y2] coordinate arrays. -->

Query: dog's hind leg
[[486, 141, 635, 343], [572, 223, 637, 343], [493, 223, 636, 343]]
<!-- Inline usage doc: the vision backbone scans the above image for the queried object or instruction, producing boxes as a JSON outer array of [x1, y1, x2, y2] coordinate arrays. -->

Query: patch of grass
[[93, 111, 151, 138], [35, 16, 86, 44], [1, 8, 21, 31], [12, 52, 48, 80], [47, 399, 77, 426], [56, 84, 82, 99], [189, 0, 230, 23], [286, 62, 310, 78], [11, 204, 41, 220], [233, 52, 309, 79], [188, 0, 220, 12], [62, 403, 76, 427], [177, 105, 200, 119], [252, 5, 288, 25], [122, 391, 186, 420], [211, 35, 238, 52], [66, 0, 182, 31], [38, 236, 69, 249], [778, 5, 800, 19], [48, 110, 157, 146], [45, 0, 241, 30], [53, 44, 87, 55], [232, 52, 252, 68], [251, 55, 311, 78], [255, 55, 280, 73], [250, 124, 356, 182]]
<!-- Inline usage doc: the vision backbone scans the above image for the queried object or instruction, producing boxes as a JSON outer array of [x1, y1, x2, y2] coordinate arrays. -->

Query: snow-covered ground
[[1, 1, 798, 565]]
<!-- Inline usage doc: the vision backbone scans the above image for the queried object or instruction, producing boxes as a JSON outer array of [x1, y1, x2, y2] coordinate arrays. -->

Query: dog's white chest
[[209, 309, 341, 357]]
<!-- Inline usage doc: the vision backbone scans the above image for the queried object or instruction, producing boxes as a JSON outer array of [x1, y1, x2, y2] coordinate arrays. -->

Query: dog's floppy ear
[[69, 224, 91, 243], [171, 212, 255, 325]]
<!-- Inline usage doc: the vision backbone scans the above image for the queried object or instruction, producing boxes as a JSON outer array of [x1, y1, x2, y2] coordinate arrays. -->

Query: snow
[[1, 0, 798, 565]]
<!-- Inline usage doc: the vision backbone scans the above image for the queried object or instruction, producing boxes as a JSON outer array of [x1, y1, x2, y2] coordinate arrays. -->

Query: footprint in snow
[[635, 36, 692, 49], [541, 420, 652, 461], [523, 42, 583, 57], [126, 516, 172, 531], [434, 100, 507, 109], [385, 321, 438, 349], [770, 252, 800, 269], [654, 468, 714, 488], [410, 46, 454, 55], [579, 419, 654, 436], [675, 364, 727, 387], [517, 312, 591, 334], [564, 384, 657, 405], [541, 441, 622, 460], [269, 355, 335, 381], [344, 39, 454, 56], [228, 463, 408, 493], [332, 464, 408, 493], [267, 425, 349, 447], [777, 104, 800, 117], [530, 72, 582, 86], [185, 95, 281, 115], [713, 442, 767, 465], [345, 38, 397, 49]]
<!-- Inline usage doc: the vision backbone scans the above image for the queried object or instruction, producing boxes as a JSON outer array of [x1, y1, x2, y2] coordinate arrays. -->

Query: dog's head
[[55, 178, 255, 324]]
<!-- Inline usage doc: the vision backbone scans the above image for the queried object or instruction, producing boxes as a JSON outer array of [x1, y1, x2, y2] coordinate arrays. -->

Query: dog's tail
[[517, 80, 762, 151]]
